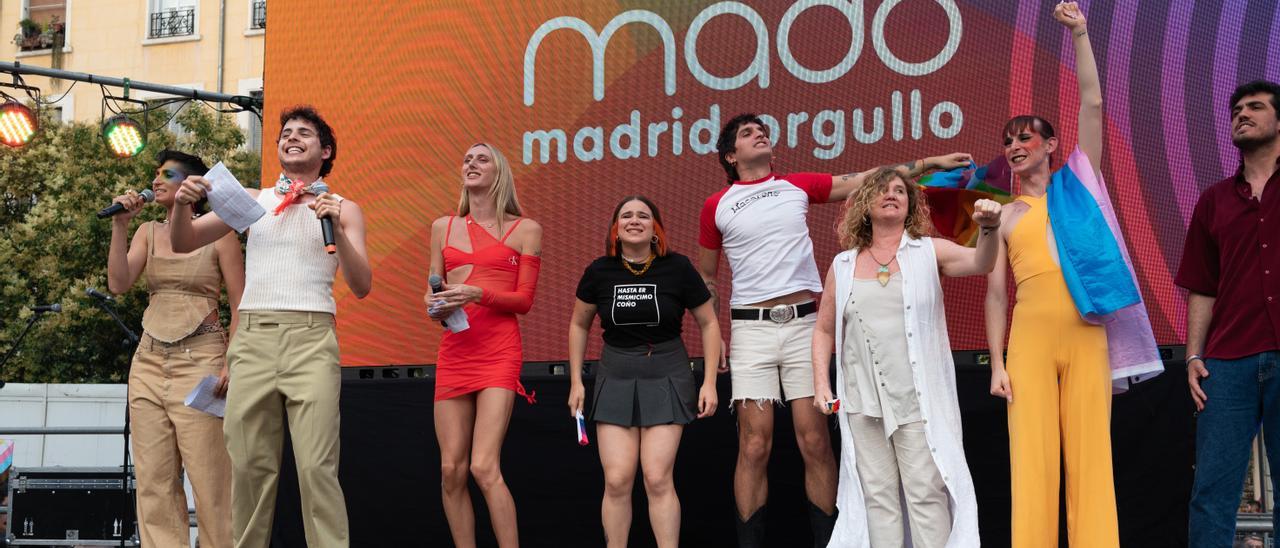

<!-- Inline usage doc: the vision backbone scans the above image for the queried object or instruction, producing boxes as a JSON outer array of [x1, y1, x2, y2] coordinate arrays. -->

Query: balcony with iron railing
[[251, 1, 266, 30], [149, 6, 195, 39]]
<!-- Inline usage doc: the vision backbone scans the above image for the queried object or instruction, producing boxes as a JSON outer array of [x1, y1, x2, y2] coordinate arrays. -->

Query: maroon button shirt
[[1176, 161, 1280, 359]]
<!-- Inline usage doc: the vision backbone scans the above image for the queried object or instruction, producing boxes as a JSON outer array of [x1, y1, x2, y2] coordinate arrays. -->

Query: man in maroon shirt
[[1177, 79, 1280, 547]]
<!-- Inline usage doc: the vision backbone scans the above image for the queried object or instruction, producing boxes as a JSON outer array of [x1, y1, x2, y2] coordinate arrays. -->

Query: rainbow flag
[[918, 157, 1014, 246]]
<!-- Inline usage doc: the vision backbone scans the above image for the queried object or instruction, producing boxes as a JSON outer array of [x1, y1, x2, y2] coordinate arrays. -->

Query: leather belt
[[730, 301, 817, 323]]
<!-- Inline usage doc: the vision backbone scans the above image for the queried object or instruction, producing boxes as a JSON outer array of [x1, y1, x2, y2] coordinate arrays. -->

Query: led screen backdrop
[[261, 1, 1279, 366]]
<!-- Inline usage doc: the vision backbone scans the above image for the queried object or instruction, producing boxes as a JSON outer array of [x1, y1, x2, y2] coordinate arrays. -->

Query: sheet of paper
[[204, 162, 266, 233], [184, 375, 227, 418], [428, 302, 470, 333]]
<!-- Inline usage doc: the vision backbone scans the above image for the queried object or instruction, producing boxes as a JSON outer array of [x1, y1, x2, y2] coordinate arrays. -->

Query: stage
[[267, 349, 1194, 548]]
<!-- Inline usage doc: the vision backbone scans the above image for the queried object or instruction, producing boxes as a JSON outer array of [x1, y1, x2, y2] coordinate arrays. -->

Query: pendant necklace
[[865, 248, 894, 287]]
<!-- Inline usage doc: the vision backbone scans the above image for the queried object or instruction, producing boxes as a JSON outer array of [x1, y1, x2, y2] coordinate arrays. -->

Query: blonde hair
[[837, 167, 933, 249], [457, 143, 523, 231]]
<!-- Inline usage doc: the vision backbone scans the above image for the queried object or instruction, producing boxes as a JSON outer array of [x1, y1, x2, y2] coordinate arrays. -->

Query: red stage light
[[0, 101, 37, 148]]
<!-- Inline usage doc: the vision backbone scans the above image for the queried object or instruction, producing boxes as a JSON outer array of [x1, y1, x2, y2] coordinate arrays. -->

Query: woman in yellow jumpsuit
[[983, 3, 1161, 546]]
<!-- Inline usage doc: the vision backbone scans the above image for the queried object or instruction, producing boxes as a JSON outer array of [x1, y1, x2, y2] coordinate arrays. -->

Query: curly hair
[[279, 105, 337, 177], [836, 167, 933, 250]]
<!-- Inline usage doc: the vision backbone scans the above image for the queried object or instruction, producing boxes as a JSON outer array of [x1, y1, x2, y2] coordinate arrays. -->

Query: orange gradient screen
[[263, 1, 1198, 365]]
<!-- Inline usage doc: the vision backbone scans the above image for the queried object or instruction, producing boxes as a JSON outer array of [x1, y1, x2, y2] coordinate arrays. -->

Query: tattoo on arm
[[890, 160, 922, 177], [705, 282, 720, 312]]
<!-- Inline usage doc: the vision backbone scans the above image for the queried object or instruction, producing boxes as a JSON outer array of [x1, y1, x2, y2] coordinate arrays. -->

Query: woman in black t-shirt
[[568, 195, 721, 548]]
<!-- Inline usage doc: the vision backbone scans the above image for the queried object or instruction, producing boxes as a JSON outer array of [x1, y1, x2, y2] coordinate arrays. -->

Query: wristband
[[1186, 354, 1204, 365]]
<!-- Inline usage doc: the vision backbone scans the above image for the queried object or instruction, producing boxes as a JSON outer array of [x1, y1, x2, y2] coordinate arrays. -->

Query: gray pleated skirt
[[590, 338, 697, 427]]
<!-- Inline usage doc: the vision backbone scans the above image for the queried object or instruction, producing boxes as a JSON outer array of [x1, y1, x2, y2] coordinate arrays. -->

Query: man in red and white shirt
[[698, 112, 969, 547]]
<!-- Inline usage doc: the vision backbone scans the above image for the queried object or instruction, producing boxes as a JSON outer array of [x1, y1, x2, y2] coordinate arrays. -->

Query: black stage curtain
[[269, 359, 1194, 548]]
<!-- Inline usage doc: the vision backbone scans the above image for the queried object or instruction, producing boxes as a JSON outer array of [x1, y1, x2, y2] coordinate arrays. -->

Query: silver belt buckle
[[767, 304, 794, 323]]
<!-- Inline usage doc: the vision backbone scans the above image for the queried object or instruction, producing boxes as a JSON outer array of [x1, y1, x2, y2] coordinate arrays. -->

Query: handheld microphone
[[85, 287, 115, 302], [97, 189, 155, 219], [428, 275, 447, 328], [428, 275, 471, 333], [309, 182, 337, 254], [31, 303, 61, 313]]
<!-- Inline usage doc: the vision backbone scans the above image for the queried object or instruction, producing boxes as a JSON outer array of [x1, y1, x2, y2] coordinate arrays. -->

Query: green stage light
[[103, 114, 145, 158], [0, 101, 37, 148]]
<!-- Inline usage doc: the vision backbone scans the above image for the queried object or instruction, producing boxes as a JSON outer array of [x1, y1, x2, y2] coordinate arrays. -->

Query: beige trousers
[[224, 311, 348, 548], [129, 331, 233, 548], [846, 414, 951, 548]]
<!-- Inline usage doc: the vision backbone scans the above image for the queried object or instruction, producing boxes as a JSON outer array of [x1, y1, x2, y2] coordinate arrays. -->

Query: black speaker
[[5, 467, 138, 546]]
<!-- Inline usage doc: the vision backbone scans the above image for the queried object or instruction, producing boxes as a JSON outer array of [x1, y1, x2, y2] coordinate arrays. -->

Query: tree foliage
[[0, 103, 260, 383]]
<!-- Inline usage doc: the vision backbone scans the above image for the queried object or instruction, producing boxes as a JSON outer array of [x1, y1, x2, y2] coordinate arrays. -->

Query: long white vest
[[827, 235, 980, 548]]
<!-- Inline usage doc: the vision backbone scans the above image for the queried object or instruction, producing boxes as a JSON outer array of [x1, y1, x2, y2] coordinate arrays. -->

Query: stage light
[[0, 100, 37, 148], [102, 115, 145, 158]]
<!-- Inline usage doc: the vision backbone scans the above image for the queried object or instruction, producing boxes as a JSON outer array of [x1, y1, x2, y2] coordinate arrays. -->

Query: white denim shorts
[[729, 313, 816, 404]]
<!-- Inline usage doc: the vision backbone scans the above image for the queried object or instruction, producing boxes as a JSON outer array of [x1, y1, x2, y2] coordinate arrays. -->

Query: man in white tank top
[[697, 112, 970, 547], [170, 106, 372, 548]]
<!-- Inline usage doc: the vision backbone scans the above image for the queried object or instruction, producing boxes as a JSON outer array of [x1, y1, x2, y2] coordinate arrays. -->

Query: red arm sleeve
[[698, 191, 725, 250], [785, 172, 832, 203], [480, 255, 542, 314]]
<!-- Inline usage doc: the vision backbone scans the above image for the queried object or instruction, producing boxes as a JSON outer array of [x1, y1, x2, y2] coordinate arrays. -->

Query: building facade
[[1, 0, 266, 150]]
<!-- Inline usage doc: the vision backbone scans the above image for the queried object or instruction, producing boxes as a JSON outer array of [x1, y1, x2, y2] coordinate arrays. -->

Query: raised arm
[[1056, 2, 1103, 173], [312, 194, 372, 298], [811, 265, 838, 413], [934, 199, 1002, 277], [171, 175, 243, 253], [828, 152, 974, 202], [106, 191, 151, 294]]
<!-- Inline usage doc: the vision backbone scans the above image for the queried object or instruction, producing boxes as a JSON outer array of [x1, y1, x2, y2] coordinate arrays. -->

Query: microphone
[[86, 287, 115, 302], [310, 182, 337, 254], [31, 303, 61, 313], [429, 275, 447, 328], [97, 189, 155, 219], [428, 275, 470, 333]]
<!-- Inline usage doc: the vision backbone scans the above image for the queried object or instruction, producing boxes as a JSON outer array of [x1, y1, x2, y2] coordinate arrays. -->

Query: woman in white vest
[[812, 167, 1000, 547]]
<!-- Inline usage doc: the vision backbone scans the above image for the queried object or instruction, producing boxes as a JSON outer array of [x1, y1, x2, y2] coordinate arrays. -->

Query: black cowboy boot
[[735, 505, 768, 548], [808, 500, 837, 547]]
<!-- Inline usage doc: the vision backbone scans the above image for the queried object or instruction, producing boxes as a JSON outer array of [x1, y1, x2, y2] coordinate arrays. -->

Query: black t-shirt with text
[[575, 252, 712, 348]]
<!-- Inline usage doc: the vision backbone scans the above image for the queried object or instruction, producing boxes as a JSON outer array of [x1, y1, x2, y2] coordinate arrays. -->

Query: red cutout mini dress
[[436, 216, 541, 402]]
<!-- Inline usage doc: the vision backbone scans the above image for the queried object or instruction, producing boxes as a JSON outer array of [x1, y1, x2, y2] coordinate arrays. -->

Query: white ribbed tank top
[[239, 190, 339, 313]]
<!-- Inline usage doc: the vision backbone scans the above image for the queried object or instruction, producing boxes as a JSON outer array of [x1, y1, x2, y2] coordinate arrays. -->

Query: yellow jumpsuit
[[1006, 194, 1119, 548]]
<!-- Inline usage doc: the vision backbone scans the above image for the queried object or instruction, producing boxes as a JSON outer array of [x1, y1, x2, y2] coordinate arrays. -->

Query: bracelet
[[1074, 29, 1088, 37], [1186, 354, 1204, 365]]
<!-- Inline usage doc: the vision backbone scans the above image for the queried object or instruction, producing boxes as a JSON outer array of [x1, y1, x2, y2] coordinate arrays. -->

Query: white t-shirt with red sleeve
[[698, 172, 831, 307]]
